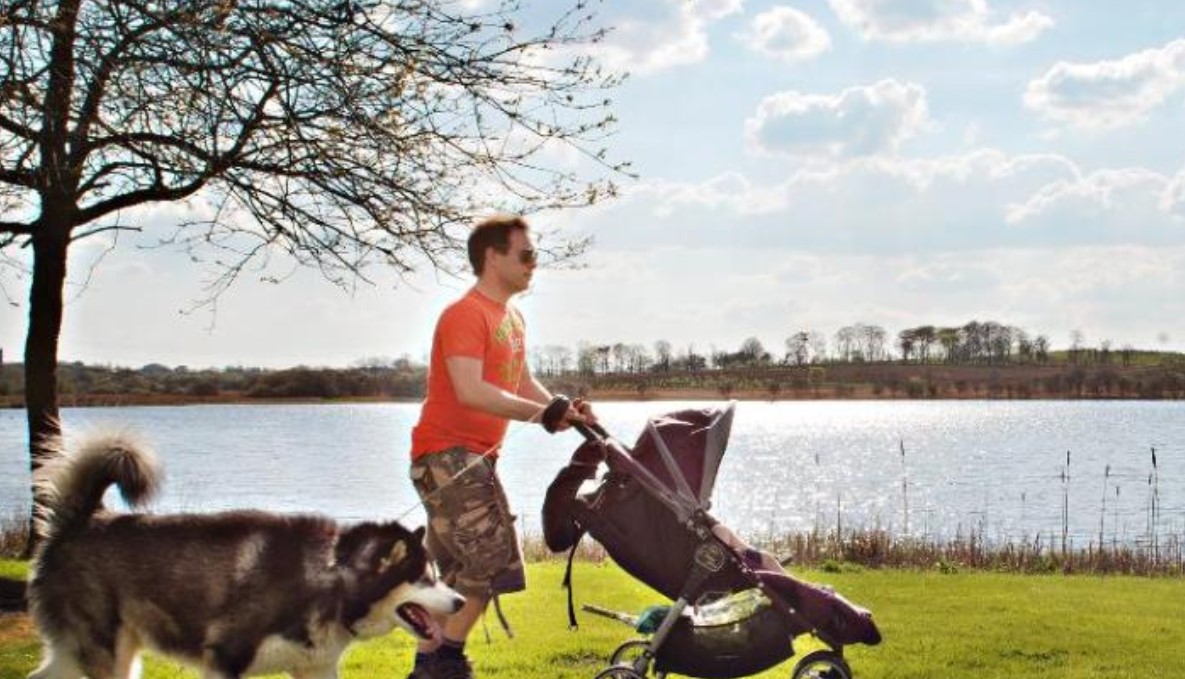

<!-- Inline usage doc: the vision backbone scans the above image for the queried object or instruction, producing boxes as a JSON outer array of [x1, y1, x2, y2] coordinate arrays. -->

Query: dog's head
[[336, 523, 464, 641]]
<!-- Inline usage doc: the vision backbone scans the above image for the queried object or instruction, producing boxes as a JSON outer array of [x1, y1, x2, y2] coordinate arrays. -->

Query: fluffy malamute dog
[[27, 431, 463, 679]]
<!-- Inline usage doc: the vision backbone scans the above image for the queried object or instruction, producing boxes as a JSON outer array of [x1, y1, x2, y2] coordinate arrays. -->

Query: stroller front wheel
[[791, 650, 853, 679], [609, 639, 651, 666]]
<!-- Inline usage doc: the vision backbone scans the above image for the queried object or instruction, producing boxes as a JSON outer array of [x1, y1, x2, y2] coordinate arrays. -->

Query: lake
[[2, 400, 1182, 549]]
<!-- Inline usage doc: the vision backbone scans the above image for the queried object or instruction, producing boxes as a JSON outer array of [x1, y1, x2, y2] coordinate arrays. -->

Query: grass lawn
[[3, 559, 1184, 679]]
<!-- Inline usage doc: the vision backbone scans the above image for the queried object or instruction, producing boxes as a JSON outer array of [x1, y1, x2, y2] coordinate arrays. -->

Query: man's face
[[487, 228, 537, 294]]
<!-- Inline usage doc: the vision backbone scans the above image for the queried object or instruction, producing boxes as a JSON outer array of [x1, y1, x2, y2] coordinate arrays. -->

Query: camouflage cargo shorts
[[410, 447, 526, 600]]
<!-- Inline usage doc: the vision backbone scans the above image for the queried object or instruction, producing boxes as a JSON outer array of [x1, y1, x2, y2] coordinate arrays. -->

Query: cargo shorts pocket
[[444, 457, 514, 577]]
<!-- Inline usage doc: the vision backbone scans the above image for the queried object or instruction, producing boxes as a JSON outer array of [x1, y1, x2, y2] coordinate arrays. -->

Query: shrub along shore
[[3, 513, 1182, 579]]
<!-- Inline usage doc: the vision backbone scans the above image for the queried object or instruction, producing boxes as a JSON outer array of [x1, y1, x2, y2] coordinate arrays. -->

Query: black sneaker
[[405, 660, 436, 679], [428, 654, 474, 679]]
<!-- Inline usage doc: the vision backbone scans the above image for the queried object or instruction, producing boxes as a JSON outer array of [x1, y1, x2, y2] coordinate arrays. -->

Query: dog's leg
[[201, 638, 254, 679], [27, 641, 85, 679], [111, 627, 142, 679], [75, 643, 118, 679]]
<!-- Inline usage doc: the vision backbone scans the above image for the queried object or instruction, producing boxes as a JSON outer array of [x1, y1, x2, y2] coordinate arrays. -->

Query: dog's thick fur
[[27, 431, 463, 679]]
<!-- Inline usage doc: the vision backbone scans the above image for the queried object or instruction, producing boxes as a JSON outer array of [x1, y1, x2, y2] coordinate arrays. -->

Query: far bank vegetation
[[1, 320, 1183, 406]]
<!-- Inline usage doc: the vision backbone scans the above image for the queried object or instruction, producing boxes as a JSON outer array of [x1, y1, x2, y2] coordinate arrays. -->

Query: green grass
[[3, 561, 1185, 678], [0, 561, 27, 581]]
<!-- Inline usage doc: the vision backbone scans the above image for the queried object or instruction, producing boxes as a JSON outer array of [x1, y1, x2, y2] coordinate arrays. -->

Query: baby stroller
[[541, 400, 881, 679]]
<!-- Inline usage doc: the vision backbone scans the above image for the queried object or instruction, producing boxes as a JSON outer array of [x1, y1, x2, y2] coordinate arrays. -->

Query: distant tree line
[[531, 320, 1153, 378]]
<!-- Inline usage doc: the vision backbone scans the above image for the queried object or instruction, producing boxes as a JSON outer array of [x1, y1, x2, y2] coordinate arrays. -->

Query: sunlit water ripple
[[2, 400, 1182, 548]]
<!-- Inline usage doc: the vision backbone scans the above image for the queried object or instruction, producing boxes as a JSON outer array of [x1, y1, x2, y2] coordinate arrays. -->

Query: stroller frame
[[561, 404, 863, 679]]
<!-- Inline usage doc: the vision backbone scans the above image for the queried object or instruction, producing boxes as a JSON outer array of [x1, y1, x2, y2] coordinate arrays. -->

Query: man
[[407, 215, 592, 679]]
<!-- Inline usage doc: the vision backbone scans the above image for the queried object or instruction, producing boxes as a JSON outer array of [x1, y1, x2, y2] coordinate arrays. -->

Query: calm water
[[2, 401, 1182, 547]]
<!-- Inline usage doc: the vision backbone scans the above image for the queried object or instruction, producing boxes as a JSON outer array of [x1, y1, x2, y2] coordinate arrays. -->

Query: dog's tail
[[34, 430, 162, 540]]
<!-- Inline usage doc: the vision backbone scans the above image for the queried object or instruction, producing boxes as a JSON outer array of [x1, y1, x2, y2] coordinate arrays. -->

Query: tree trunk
[[22, 226, 70, 557], [21, 0, 82, 557]]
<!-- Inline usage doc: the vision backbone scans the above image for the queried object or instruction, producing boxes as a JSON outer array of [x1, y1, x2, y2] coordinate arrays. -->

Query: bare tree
[[808, 330, 827, 363], [534, 344, 573, 377], [542, 344, 573, 376], [862, 324, 887, 362], [1015, 328, 1032, 364], [1070, 329, 1086, 365], [834, 325, 858, 362], [1098, 338, 1112, 365], [1, 0, 626, 547], [595, 344, 611, 373], [913, 325, 935, 363], [896, 328, 916, 364], [653, 339, 672, 372], [1034, 334, 1050, 363], [739, 336, 770, 365], [785, 330, 811, 366], [610, 342, 627, 373], [576, 341, 598, 375]]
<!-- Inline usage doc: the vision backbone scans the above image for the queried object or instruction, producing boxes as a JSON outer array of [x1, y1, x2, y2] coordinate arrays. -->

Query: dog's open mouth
[[396, 603, 439, 640]]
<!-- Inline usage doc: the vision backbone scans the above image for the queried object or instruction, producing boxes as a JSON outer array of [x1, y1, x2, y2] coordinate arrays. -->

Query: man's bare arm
[[446, 357, 548, 422]]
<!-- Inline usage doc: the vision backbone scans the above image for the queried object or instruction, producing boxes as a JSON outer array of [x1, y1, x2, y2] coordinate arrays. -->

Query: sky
[[3, 0, 1185, 369]]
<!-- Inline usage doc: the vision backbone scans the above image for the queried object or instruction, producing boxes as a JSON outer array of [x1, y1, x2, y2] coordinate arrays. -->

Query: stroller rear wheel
[[791, 650, 852, 679], [594, 668, 644, 679]]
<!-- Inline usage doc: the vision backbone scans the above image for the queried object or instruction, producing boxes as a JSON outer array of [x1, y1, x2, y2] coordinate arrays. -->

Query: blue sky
[[3, 0, 1185, 368]]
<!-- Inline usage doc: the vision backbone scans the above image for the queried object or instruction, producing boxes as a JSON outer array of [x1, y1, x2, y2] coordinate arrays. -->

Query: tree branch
[[70, 223, 141, 243], [0, 168, 37, 188], [0, 220, 34, 236], [76, 178, 206, 225], [0, 112, 37, 141]]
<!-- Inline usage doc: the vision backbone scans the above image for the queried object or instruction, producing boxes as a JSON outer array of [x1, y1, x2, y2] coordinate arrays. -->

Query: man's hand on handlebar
[[539, 394, 597, 433]]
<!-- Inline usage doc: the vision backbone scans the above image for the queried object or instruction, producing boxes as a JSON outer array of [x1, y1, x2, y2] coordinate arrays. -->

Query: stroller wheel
[[609, 639, 651, 666], [594, 668, 645, 679], [791, 650, 853, 679]]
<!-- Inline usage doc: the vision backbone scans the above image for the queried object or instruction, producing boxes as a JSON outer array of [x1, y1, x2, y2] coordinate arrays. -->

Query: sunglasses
[[517, 247, 538, 265]]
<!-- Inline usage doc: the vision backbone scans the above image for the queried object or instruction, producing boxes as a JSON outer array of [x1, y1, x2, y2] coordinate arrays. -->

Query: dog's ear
[[413, 526, 426, 543], [381, 539, 408, 570]]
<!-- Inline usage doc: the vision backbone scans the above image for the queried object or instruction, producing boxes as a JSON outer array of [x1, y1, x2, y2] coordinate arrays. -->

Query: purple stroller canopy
[[624, 403, 735, 511]]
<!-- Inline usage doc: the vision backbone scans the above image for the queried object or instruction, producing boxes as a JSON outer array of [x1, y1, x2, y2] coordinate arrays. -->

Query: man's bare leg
[[417, 595, 488, 654]]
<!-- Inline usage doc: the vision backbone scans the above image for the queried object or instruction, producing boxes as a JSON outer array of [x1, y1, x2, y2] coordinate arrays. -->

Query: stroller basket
[[655, 589, 797, 678]]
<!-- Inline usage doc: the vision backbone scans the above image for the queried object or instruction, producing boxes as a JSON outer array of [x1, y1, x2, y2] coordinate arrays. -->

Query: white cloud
[[1165, 167, 1185, 216], [741, 6, 831, 62], [648, 171, 793, 216], [1005, 168, 1170, 224], [1024, 39, 1185, 130], [590, 0, 743, 75], [565, 148, 1185, 256], [829, 0, 1052, 45], [745, 79, 932, 158]]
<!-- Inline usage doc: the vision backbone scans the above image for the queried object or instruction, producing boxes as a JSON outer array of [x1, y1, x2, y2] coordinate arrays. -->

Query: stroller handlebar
[[573, 419, 611, 442]]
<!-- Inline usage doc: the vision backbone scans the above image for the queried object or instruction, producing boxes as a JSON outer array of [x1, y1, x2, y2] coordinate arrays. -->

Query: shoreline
[[2, 389, 1179, 410]]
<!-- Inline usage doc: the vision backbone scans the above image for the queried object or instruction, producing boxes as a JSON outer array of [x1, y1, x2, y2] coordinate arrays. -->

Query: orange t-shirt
[[410, 289, 526, 460]]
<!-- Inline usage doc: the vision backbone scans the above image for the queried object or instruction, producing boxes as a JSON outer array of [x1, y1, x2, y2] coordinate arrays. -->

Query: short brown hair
[[467, 215, 529, 275]]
